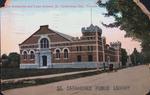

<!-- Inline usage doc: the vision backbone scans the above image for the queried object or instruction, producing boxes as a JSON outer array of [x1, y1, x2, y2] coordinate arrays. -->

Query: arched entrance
[[77, 55, 82, 62], [35, 36, 51, 68], [42, 55, 47, 66]]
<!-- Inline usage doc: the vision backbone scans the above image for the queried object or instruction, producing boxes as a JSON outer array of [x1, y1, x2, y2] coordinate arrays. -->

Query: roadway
[[3, 65, 150, 95]]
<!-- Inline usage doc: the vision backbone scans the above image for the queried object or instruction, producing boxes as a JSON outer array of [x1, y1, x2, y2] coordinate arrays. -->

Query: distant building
[[19, 24, 121, 68]]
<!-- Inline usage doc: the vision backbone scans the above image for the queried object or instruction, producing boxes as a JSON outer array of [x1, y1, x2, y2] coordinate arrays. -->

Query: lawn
[[1, 68, 94, 79], [1, 70, 101, 91]]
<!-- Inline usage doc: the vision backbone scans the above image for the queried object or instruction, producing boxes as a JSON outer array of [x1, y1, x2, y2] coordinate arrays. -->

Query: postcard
[[0, 0, 150, 95]]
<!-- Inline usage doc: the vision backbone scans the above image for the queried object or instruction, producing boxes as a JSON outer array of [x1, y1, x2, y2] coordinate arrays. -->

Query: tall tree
[[1, 53, 20, 68], [121, 48, 128, 67], [130, 48, 143, 65], [97, 0, 150, 63], [1, 54, 9, 67], [8, 52, 20, 68]]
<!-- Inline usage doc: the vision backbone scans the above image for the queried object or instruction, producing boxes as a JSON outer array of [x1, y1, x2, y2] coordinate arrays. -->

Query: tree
[[139, 0, 150, 12], [8, 52, 20, 68], [121, 48, 128, 67], [97, 0, 150, 63], [130, 48, 143, 65], [1, 54, 9, 67], [0, 0, 6, 8], [1, 53, 20, 68]]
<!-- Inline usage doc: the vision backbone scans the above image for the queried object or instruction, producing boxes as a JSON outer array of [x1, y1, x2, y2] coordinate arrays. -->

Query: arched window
[[56, 50, 60, 59], [88, 46, 93, 51], [40, 38, 49, 48], [64, 49, 68, 59], [23, 51, 28, 59], [30, 51, 35, 59]]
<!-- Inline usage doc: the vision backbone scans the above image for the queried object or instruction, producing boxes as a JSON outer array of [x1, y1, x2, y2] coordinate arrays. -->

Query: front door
[[42, 55, 47, 66], [77, 55, 82, 62], [88, 55, 93, 62]]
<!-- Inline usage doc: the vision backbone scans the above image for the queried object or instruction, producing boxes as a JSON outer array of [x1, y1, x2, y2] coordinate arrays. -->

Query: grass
[[1, 70, 104, 91], [1, 65, 133, 91], [1, 68, 94, 79]]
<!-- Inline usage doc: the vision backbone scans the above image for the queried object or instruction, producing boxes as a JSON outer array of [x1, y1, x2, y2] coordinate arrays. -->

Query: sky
[[0, 0, 141, 55]]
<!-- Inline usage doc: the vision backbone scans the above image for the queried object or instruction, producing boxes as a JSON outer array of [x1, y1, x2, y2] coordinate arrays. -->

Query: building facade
[[19, 24, 121, 68]]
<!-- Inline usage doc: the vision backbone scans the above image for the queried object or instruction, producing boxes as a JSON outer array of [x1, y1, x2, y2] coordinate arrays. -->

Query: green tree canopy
[[1, 54, 9, 67], [8, 52, 20, 68], [97, 0, 150, 63], [1, 53, 20, 68], [130, 48, 144, 65], [121, 48, 128, 67]]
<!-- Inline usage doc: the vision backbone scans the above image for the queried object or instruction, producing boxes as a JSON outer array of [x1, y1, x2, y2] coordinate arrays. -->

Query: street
[[3, 65, 150, 95]]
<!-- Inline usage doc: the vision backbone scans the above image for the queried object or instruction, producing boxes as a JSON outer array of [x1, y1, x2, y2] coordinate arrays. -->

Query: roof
[[19, 25, 74, 45], [55, 31, 73, 41]]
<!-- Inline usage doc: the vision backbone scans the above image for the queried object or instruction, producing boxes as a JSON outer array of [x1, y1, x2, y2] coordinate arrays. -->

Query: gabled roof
[[19, 25, 74, 45]]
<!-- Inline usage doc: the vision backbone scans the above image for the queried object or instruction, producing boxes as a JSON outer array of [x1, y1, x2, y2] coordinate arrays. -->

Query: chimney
[[40, 25, 49, 29]]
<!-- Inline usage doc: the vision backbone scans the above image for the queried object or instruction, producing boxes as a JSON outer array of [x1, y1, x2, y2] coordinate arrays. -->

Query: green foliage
[[98, 0, 150, 39], [8, 52, 20, 68], [2, 54, 8, 59], [130, 48, 144, 65], [1, 52, 20, 68], [121, 48, 128, 66], [97, 0, 150, 63], [1, 54, 9, 67]]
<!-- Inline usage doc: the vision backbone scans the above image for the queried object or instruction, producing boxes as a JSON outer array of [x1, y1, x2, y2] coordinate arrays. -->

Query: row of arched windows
[[22, 50, 35, 60], [55, 48, 69, 59], [22, 48, 69, 60]]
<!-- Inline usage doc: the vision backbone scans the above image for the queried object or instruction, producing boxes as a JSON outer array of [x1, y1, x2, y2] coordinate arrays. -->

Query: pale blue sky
[[1, 0, 141, 54]]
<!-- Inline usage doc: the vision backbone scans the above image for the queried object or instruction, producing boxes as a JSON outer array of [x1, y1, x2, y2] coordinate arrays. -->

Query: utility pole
[[0, 8, 2, 94], [134, 53, 136, 65], [118, 48, 120, 68], [117, 42, 121, 68], [96, 29, 99, 70], [0, 8, 1, 63], [90, 8, 93, 24], [102, 37, 105, 70]]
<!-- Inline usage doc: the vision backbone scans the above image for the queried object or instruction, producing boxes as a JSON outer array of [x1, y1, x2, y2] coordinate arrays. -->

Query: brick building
[[19, 24, 121, 68]]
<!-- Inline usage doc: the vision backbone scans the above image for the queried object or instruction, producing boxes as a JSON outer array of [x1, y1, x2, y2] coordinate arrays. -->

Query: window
[[77, 55, 82, 62], [64, 49, 68, 58], [23, 51, 28, 59], [76, 46, 82, 51], [88, 55, 93, 62], [56, 50, 60, 59], [107, 56, 110, 62], [30, 51, 35, 59], [76, 46, 79, 51], [40, 38, 49, 48], [88, 46, 93, 51], [79, 46, 82, 51]]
